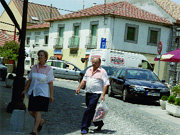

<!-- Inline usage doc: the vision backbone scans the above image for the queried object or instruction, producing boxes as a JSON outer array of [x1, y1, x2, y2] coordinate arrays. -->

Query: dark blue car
[[108, 67, 170, 102]]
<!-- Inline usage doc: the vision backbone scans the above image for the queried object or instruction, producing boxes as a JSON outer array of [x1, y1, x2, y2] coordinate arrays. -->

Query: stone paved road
[[42, 79, 180, 135]]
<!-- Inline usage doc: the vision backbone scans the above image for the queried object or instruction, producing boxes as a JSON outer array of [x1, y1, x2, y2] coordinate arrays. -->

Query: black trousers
[[81, 93, 104, 131]]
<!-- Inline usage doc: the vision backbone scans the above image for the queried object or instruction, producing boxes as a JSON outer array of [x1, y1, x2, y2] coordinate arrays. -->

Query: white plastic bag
[[93, 101, 109, 122]]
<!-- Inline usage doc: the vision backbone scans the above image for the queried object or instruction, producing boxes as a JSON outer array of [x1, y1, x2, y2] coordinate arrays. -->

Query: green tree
[[0, 41, 19, 61]]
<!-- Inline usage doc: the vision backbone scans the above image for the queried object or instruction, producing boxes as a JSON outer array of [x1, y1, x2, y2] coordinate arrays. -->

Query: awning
[[54, 54, 62, 60]]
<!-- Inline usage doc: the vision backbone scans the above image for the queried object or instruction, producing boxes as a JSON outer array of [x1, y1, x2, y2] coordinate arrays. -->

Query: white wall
[[49, 16, 111, 50], [109, 17, 171, 54], [26, 29, 50, 56], [48, 15, 171, 56]]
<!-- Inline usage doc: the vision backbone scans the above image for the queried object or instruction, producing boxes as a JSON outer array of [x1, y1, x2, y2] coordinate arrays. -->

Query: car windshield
[[126, 69, 159, 81]]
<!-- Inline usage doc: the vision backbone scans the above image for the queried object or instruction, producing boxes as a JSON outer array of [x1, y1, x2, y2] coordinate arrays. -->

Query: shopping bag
[[93, 101, 109, 122]]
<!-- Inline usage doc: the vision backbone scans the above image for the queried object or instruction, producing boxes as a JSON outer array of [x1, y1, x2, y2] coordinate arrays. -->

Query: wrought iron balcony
[[68, 36, 80, 48], [85, 36, 97, 49], [54, 37, 63, 49]]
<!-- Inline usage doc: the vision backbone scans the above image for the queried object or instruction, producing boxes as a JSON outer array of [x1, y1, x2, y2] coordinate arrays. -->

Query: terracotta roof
[[46, 2, 172, 25], [0, 30, 19, 46], [13, 0, 61, 24], [27, 23, 50, 30], [154, 0, 180, 21]]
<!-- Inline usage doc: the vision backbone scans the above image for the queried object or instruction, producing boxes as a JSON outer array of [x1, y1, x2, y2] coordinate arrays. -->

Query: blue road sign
[[100, 38, 106, 49]]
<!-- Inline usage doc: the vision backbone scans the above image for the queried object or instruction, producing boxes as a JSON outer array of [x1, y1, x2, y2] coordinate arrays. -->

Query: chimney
[[93, 3, 97, 6]]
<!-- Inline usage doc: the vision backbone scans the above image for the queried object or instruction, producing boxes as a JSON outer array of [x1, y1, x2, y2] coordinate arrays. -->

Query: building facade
[[25, 23, 52, 65], [45, 2, 172, 81], [107, 0, 180, 84]]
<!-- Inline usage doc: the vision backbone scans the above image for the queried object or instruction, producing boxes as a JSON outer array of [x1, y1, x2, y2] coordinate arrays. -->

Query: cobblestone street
[[43, 79, 180, 135], [0, 79, 180, 135]]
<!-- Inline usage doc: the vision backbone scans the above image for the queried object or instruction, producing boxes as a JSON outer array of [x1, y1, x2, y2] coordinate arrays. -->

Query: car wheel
[[108, 85, 114, 97], [2, 76, 6, 81], [123, 88, 129, 102]]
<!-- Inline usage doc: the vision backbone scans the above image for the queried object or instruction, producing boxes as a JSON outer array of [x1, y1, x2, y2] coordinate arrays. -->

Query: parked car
[[108, 67, 170, 102], [0, 57, 7, 81], [47, 59, 81, 81], [78, 65, 118, 83]]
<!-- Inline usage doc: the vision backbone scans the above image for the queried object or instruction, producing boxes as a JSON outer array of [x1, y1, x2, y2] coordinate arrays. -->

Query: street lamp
[[0, 0, 29, 113]]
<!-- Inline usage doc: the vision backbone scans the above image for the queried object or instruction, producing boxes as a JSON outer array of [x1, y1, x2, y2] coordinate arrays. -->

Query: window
[[35, 36, 40, 46], [124, 23, 139, 43], [44, 35, 48, 45], [91, 24, 98, 46], [74, 25, 79, 37], [26, 37, 30, 46], [73, 25, 80, 46], [147, 27, 161, 46], [58, 27, 64, 46], [31, 16, 39, 21]]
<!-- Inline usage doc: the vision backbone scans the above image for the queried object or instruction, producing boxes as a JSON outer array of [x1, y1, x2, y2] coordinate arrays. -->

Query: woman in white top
[[22, 50, 54, 135]]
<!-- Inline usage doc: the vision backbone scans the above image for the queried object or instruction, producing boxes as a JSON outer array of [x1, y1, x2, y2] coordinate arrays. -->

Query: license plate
[[147, 92, 160, 97]]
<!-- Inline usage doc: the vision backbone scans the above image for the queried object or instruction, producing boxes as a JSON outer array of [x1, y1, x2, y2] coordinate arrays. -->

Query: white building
[[107, 0, 180, 84], [26, 2, 173, 81], [25, 23, 51, 65], [46, 2, 172, 80]]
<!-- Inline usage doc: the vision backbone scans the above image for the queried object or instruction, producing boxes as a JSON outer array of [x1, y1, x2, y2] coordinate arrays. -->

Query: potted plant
[[166, 94, 180, 117], [160, 95, 168, 110], [171, 84, 180, 97]]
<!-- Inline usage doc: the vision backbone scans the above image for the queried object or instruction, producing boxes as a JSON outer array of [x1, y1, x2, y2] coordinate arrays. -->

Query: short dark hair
[[37, 50, 48, 61]]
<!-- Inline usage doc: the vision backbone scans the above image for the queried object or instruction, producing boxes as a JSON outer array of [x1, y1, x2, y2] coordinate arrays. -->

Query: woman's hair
[[37, 50, 48, 61]]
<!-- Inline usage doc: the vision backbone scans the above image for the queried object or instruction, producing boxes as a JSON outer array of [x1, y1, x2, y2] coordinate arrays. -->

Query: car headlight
[[130, 85, 145, 91], [160, 88, 169, 92]]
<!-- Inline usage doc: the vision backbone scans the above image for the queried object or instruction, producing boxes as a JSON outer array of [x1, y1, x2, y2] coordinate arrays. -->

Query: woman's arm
[[22, 79, 32, 95], [48, 82, 54, 102]]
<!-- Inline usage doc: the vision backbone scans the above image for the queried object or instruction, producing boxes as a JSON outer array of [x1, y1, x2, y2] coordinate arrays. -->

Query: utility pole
[[50, 4, 52, 19], [0, 0, 29, 113], [83, 0, 85, 9], [104, 0, 107, 25]]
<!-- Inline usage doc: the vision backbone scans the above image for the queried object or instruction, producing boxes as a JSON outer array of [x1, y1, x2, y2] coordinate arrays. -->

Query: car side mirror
[[161, 80, 165, 83]]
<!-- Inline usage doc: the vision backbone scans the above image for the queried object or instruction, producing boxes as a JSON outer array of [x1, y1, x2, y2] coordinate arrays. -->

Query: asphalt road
[[43, 78, 180, 135]]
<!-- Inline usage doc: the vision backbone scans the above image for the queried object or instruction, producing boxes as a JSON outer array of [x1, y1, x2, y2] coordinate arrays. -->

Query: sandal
[[37, 119, 45, 132]]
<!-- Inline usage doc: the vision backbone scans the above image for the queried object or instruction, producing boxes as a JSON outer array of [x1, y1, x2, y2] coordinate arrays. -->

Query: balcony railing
[[25, 44, 30, 47], [54, 37, 63, 49], [85, 36, 97, 49], [68, 36, 80, 48]]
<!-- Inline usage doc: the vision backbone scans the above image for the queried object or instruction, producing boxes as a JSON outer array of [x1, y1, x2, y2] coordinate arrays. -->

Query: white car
[[47, 60, 81, 81]]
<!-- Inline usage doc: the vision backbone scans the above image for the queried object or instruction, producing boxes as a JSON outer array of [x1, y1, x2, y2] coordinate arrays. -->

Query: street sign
[[157, 41, 163, 55], [100, 38, 106, 49]]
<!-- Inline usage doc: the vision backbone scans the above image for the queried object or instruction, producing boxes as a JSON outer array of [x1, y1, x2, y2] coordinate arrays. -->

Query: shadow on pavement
[[89, 129, 116, 134], [42, 85, 86, 134], [112, 95, 160, 106]]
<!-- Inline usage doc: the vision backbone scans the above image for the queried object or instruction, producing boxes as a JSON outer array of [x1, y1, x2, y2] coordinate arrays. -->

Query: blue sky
[[0, 0, 180, 15]]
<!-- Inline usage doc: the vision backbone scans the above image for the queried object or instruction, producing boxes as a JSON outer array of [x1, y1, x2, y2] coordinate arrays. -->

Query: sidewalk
[[0, 80, 48, 135]]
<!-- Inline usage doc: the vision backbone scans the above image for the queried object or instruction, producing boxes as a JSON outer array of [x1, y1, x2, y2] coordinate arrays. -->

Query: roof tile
[[0, 30, 19, 46], [13, 0, 61, 24], [27, 23, 50, 30], [154, 0, 180, 20], [46, 2, 172, 25]]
